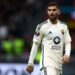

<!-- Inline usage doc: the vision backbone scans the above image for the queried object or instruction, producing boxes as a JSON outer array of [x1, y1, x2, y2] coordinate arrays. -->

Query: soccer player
[[26, 2, 71, 75]]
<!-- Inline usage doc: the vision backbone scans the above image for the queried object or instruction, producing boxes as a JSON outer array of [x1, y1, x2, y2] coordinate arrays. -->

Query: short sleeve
[[33, 25, 43, 44]]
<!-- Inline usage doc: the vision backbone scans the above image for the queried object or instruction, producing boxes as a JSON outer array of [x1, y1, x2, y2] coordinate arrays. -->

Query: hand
[[62, 55, 70, 64], [26, 65, 34, 73]]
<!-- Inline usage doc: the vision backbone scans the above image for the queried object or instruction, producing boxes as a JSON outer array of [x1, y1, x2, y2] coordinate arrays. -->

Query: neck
[[49, 19, 58, 24]]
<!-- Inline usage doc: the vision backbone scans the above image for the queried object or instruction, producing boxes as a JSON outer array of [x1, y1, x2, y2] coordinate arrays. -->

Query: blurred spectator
[[13, 37, 25, 56], [2, 34, 25, 56], [0, 23, 8, 39], [2, 34, 14, 55]]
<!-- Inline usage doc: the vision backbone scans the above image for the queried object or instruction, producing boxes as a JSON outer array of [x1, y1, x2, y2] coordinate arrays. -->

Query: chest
[[44, 25, 65, 38]]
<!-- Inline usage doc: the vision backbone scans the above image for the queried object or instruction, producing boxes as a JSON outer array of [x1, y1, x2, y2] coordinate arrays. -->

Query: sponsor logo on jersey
[[53, 36, 60, 44], [51, 45, 61, 50]]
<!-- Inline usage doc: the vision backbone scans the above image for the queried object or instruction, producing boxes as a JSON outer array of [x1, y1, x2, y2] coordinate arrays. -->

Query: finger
[[62, 60, 65, 64], [26, 68, 33, 73], [63, 60, 69, 64], [62, 58, 67, 64]]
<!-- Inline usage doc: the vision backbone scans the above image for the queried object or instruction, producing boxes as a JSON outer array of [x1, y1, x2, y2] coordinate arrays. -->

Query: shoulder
[[36, 20, 48, 30], [59, 21, 68, 28], [39, 20, 48, 26], [60, 21, 65, 24]]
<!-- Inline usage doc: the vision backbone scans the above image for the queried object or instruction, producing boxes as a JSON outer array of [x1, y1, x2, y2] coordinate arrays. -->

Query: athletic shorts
[[41, 67, 62, 75]]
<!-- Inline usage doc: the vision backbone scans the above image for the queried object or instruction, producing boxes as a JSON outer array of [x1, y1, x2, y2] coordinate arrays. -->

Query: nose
[[50, 10, 53, 14], [50, 11, 54, 15]]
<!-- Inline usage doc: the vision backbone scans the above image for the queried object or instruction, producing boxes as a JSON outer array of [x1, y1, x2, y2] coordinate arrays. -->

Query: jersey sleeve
[[64, 25, 72, 57], [28, 42, 39, 65], [64, 25, 72, 43], [33, 25, 43, 44]]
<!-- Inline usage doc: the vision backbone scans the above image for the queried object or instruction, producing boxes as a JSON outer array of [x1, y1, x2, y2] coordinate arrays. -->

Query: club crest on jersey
[[61, 29, 64, 35]]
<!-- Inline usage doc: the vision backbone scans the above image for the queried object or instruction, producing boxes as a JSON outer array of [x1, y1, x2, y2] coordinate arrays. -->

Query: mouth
[[50, 15, 55, 19], [50, 14, 55, 17]]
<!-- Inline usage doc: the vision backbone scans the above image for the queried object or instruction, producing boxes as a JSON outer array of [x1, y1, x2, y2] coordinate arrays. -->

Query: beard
[[49, 14, 58, 21]]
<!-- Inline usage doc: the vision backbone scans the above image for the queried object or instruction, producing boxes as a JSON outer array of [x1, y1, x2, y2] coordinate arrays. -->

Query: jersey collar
[[47, 19, 60, 26]]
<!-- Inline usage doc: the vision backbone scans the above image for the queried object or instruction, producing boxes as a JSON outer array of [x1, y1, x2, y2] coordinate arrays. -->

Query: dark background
[[0, 0, 75, 75]]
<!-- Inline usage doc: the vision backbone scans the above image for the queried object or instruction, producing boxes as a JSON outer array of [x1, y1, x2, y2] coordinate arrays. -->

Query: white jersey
[[33, 19, 71, 70]]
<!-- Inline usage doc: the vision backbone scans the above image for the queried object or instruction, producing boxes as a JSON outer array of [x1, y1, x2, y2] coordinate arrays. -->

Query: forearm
[[65, 41, 71, 57], [28, 42, 39, 65]]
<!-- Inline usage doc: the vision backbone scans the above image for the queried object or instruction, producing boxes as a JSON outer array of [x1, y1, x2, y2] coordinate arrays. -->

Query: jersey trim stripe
[[42, 44, 44, 68], [44, 67, 47, 75]]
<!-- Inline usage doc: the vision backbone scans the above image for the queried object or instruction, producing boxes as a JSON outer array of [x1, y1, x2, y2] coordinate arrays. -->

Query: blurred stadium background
[[0, 0, 75, 75]]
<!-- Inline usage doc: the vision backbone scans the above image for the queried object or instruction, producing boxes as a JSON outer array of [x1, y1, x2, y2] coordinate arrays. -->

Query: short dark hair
[[47, 2, 60, 9]]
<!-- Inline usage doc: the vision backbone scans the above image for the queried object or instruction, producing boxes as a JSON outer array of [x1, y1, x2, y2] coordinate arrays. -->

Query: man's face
[[47, 6, 60, 21]]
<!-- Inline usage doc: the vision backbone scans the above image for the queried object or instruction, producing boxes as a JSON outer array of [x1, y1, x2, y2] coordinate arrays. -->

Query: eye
[[53, 9, 57, 11], [48, 9, 51, 11]]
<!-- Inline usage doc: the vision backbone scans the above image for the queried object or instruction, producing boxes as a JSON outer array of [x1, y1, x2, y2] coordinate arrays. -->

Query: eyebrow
[[48, 8, 57, 10]]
